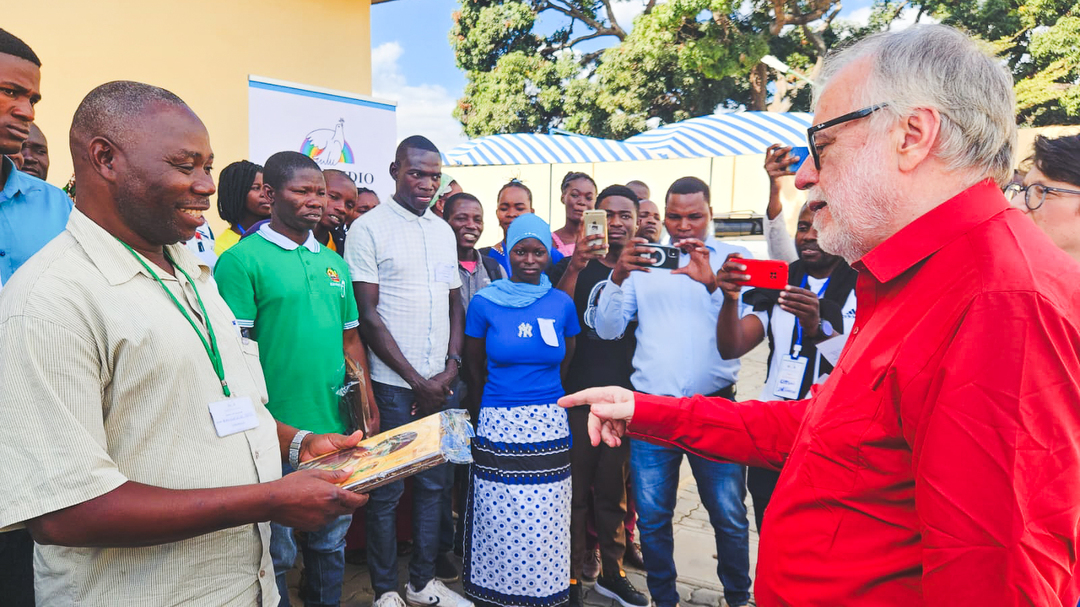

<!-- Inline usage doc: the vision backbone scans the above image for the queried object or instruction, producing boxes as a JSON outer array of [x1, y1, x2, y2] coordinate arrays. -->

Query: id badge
[[773, 356, 809, 400], [435, 263, 456, 283], [208, 396, 259, 437]]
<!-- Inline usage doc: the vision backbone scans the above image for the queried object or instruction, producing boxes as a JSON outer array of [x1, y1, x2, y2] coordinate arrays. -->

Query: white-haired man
[[560, 24, 1080, 606]]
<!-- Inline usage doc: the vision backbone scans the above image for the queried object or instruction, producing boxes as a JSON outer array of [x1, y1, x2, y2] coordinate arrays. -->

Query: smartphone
[[581, 209, 608, 256], [733, 258, 789, 290], [786, 146, 810, 172], [640, 243, 681, 270]]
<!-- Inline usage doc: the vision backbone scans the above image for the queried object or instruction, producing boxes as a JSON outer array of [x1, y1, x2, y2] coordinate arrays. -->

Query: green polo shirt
[[215, 226, 359, 434]]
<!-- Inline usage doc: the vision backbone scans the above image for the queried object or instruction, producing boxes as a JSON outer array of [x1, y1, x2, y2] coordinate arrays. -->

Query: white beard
[[810, 142, 901, 263]]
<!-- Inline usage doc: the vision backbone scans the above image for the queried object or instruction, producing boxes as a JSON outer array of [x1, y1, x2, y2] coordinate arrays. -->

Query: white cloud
[[371, 41, 468, 153], [841, 5, 937, 30], [608, 0, 650, 31]]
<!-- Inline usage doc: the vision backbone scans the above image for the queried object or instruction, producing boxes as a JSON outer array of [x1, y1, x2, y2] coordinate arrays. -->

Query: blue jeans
[[630, 438, 751, 607], [367, 381, 452, 596], [271, 463, 353, 607]]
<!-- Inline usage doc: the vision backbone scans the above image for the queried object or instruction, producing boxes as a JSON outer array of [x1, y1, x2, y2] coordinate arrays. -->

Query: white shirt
[[752, 275, 857, 400], [344, 199, 462, 388], [184, 222, 219, 269], [763, 213, 798, 262], [594, 237, 753, 397]]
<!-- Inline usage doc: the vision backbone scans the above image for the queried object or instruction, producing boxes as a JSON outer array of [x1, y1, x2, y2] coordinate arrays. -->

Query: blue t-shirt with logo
[[465, 288, 581, 407]]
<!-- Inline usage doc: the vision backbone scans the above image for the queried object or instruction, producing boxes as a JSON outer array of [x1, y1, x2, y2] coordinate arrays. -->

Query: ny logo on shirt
[[518, 322, 533, 338]]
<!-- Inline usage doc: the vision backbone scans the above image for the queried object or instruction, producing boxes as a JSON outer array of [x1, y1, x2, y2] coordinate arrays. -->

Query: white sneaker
[[374, 591, 408, 607], [405, 579, 474, 607]]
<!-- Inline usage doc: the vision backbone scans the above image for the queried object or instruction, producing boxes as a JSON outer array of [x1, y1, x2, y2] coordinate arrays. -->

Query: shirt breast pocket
[[799, 364, 887, 493]]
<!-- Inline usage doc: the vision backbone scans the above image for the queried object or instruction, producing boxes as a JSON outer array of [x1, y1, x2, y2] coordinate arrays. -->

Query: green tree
[[891, 0, 1080, 125], [450, 0, 854, 138]]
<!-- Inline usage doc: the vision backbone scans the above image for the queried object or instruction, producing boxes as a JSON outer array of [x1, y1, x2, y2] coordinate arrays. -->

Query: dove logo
[[300, 118, 356, 167]]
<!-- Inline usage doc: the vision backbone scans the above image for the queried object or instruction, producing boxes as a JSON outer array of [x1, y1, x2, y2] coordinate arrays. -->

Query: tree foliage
[[450, 0, 1080, 139]]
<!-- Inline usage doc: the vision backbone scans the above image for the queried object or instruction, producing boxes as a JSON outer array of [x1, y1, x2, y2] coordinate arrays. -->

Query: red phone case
[[734, 259, 789, 290]]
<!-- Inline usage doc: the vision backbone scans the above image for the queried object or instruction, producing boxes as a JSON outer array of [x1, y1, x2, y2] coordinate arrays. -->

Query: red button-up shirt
[[630, 181, 1080, 606]]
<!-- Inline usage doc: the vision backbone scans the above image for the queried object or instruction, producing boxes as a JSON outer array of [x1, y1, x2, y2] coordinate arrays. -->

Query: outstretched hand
[[558, 386, 637, 447]]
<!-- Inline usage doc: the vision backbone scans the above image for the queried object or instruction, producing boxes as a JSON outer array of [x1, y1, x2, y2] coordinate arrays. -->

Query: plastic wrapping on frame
[[440, 408, 475, 464], [299, 409, 474, 493]]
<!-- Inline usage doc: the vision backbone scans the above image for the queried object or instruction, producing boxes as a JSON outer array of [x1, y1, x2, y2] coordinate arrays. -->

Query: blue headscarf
[[476, 213, 552, 308]]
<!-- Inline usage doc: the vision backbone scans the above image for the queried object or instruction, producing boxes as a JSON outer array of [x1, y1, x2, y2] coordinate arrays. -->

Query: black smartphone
[[640, 243, 681, 270]]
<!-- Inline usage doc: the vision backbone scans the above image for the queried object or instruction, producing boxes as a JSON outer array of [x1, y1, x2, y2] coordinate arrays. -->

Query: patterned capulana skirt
[[463, 402, 571, 607]]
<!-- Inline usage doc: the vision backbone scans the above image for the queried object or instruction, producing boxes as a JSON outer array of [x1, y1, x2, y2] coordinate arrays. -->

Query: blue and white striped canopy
[[622, 111, 813, 159], [442, 112, 814, 166], [442, 133, 666, 166]]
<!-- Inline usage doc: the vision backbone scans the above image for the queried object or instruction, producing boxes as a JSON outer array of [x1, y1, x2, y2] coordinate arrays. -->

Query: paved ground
[[286, 343, 772, 607]]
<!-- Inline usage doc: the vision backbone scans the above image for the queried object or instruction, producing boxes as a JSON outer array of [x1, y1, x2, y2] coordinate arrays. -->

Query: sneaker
[[594, 573, 649, 607], [435, 551, 460, 583], [582, 548, 601, 581], [374, 592, 408, 607], [569, 581, 583, 607], [406, 579, 474, 607], [623, 542, 645, 571]]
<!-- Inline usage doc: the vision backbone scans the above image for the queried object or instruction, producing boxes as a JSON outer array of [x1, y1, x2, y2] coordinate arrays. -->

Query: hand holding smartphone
[[581, 209, 608, 257], [732, 258, 789, 290]]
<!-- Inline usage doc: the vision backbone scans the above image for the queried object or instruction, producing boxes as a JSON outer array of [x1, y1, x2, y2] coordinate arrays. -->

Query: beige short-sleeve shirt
[[0, 210, 281, 606]]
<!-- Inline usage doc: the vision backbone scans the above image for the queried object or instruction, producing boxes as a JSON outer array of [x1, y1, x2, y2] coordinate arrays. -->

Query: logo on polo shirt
[[327, 268, 346, 298]]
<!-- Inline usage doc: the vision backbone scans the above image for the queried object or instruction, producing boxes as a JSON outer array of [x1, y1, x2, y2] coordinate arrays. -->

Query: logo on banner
[[300, 118, 356, 167]]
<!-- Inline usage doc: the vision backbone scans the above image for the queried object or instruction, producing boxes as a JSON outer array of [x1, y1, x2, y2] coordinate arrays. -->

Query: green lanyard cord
[[118, 241, 231, 397]]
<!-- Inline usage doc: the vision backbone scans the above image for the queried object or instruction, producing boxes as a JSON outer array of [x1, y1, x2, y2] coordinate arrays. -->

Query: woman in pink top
[[551, 172, 597, 256]]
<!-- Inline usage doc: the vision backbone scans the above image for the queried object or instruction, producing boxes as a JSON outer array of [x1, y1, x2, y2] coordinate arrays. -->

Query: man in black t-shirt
[[551, 186, 648, 607]]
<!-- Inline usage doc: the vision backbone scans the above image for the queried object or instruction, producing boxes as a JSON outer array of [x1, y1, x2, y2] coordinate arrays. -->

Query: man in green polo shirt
[[216, 150, 373, 607]]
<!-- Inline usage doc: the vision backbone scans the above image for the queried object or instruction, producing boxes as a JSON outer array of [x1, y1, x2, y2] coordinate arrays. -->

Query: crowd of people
[[2, 21, 1080, 607]]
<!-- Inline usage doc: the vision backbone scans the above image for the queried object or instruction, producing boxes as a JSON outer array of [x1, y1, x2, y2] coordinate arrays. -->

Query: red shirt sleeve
[[906, 292, 1080, 606], [629, 392, 809, 470]]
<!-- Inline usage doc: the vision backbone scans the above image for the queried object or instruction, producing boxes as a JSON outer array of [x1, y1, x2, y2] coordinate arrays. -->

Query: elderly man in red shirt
[[560, 24, 1080, 607]]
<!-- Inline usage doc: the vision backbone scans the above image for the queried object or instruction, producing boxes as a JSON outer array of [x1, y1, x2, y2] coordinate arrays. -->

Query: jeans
[[367, 381, 452, 596], [630, 438, 751, 607], [0, 529, 34, 607], [271, 464, 353, 607]]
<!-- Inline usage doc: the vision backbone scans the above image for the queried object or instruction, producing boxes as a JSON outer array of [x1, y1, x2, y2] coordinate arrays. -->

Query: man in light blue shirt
[[594, 176, 753, 607], [0, 155, 73, 284], [0, 29, 72, 287]]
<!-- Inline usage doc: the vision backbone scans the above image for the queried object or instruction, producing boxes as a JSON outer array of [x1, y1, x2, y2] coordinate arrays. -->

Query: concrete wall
[[6, 0, 372, 235]]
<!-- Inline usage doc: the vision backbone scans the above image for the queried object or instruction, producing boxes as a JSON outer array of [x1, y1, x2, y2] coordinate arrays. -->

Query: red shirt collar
[[855, 179, 1007, 284]]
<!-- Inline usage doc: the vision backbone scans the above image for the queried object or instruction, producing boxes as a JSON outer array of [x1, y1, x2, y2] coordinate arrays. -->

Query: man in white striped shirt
[[344, 135, 470, 607]]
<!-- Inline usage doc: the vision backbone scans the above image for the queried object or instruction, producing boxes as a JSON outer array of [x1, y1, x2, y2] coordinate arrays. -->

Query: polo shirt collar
[[66, 208, 211, 286], [856, 179, 1007, 284], [387, 197, 433, 222], [256, 223, 320, 252]]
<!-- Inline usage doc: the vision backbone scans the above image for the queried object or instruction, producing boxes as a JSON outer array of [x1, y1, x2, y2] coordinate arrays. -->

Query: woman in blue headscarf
[[462, 213, 581, 607]]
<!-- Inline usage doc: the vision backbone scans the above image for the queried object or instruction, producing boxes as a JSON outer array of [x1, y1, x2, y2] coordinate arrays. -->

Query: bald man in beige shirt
[[0, 81, 367, 606]]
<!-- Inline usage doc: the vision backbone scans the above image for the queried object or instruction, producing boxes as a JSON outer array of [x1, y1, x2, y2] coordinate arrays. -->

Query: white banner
[[248, 76, 397, 202]]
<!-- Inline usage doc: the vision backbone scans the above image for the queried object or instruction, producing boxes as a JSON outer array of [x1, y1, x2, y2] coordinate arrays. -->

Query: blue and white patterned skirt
[[463, 403, 571, 607]]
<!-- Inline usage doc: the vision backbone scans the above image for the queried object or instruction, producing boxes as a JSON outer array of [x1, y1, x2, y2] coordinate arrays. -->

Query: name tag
[[773, 356, 809, 400], [208, 396, 259, 437], [435, 263, 456, 283]]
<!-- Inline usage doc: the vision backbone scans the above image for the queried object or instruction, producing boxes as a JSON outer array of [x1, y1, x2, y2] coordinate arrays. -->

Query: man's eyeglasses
[[1004, 182, 1080, 212], [806, 104, 889, 171]]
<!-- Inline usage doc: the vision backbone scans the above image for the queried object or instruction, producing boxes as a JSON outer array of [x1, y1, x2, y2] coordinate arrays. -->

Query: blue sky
[[371, 0, 886, 152]]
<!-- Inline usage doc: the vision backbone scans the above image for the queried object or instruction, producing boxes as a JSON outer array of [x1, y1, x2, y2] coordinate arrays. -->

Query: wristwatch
[[446, 354, 462, 367], [289, 430, 313, 469], [817, 319, 835, 339]]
